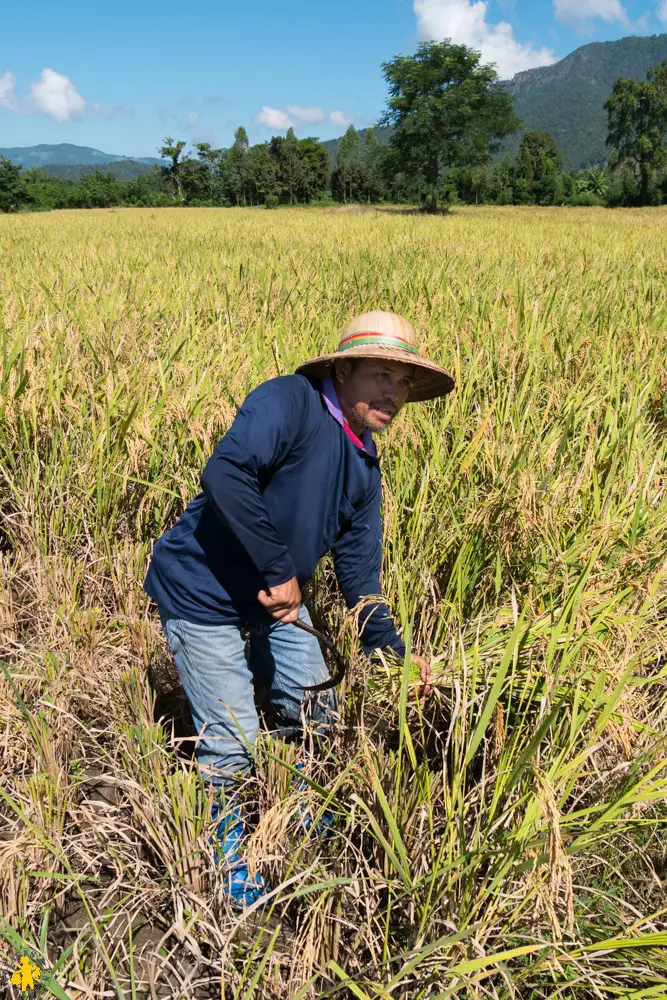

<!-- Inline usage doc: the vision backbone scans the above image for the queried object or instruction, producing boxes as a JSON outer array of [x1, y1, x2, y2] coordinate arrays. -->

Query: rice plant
[[1, 204, 666, 998]]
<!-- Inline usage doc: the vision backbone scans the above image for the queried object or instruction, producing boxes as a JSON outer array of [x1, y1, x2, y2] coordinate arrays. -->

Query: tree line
[[2, 41, 666, 214]]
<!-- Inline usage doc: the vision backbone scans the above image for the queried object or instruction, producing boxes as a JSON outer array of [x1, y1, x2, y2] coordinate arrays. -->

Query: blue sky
[[1, 0, 665, 157]]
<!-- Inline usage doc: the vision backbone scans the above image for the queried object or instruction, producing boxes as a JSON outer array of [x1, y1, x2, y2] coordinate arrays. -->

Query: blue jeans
[[158, 604, 337, 786]]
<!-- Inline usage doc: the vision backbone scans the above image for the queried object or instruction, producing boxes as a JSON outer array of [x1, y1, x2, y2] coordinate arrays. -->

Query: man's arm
[[331, 474, 406, 657], [332, 482, 431, 694], [200, 376, 307, 594]]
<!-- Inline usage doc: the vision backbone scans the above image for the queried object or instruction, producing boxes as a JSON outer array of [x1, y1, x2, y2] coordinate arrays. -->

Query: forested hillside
[[322, 33, 667, 170]]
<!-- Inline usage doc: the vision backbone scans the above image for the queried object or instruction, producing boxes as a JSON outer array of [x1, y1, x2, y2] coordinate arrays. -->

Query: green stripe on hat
[[337, 333, 420, 354]]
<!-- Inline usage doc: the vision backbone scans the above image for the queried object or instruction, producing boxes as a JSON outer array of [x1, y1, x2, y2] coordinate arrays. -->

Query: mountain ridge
[[3, 33, 667, 176], [0, 142, 163, 169], [321, 32, 667, 171]]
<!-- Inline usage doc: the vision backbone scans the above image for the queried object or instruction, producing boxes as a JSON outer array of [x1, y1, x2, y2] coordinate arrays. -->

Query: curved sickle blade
[[292, 618, 349, 692]]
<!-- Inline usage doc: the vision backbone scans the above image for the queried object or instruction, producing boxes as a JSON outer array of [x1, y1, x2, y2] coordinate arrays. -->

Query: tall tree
[[245, 143, 277, 204], [515, 131, 561, 182], [296, 137, 329, 202], [159, 137, 188, 202], [605, 61, 667, 205], [361, 128, 383, 203], [489, 156, 515, 205], [0, 157, 28, 212], [179, 159, 212, 203], [337, 125, 361, 203], [226, 127, 249, 205], [514, 130, 562, 204], [277, 127, 302, 204], [70, 170, 121, 209], [195, 142, 223, 201], [459, 164, 490, 205], [380, 41, 520, 212]]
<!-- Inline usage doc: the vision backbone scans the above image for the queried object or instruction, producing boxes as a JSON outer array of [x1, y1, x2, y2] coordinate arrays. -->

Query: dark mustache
[[370, 399, 397, 414]]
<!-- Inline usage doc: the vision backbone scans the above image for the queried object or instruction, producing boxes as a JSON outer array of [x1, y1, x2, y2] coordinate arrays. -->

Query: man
[[144, 310, 454, 906]]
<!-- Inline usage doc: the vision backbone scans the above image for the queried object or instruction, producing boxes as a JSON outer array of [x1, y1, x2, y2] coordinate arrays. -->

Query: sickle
[[292, 617, 350, 692]]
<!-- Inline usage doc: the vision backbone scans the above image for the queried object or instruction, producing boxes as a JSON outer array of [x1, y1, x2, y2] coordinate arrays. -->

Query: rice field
[[1, 204, 666, 999]]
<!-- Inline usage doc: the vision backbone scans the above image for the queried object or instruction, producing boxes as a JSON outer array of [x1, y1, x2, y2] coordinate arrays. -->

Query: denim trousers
[[158, 604, 337, 786]]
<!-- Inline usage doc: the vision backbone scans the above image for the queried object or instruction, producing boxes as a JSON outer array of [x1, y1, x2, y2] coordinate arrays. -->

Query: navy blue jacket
[[144, 374, 405, 657]]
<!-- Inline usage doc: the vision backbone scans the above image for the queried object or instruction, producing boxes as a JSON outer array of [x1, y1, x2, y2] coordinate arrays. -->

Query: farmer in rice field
[[144, 310, 454, 906]]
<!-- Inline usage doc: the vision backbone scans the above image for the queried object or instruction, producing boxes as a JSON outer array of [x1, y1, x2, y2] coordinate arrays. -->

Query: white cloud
[[553, 0, 629, 24], [287, 104, 325, 123], [0, 67, 126, 121], [329, 110, 351, 127], [414, 0, 556, 78], [0, 71, 18, 111], [256, 105, 294, 130], [255, 104, 353, 132], [656, 0, 667, 22], [30, 68, 85, 122]]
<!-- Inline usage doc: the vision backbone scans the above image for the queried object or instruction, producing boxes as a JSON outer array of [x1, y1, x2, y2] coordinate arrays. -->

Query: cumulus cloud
[[657, 0, 667, 22], [287, 104, 325, 123], [255, 104, 353, 132], [30, 68, 85, 121], [0, 71, 18, 111], [256, 105, 294, 130], [0, 67, 125, 121], [553, 0, 629, 24], [414, 0, 556, 78], [329, 110, 351, 127]]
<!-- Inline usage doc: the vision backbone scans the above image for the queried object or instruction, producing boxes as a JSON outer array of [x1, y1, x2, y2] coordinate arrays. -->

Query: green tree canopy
[[69, 170, 122, 209], [277, 127, 302, 205], [179, 159, 212, 203], [515, 131, 561, 180], [0, 157, 28, 212], [195, 142, 223, 201], [246, 143, 277, 204], [514, 131, 563, 204], [159, 137, 188, 202], [225, 127, 250, 205], [361, 128, 384, 203], [380, 40, 521, 211], [336, 125, 361, 203], [296, 136, 329, 202], [605, 61, 667, 204]]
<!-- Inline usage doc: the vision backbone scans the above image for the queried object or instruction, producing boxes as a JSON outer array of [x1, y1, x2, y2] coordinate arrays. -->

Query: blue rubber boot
[[292, 764, 334, 837], [210, 801, 269, 908]]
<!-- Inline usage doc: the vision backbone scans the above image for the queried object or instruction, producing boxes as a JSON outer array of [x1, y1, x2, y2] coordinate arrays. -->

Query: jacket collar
[[321, 378, 377, 457]]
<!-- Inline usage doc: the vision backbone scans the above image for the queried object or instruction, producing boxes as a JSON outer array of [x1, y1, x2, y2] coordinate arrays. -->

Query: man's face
[[334, 358, 414, 434]]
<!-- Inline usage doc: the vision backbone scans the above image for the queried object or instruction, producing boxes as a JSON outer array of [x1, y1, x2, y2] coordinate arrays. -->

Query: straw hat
[[296, 310, 454, 403]]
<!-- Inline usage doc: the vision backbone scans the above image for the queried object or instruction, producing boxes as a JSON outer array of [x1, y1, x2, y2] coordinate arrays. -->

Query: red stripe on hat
[[339, 330, 416, 349]]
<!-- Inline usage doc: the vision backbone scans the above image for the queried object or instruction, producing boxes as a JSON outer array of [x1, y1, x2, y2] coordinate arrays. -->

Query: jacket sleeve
[[331, 472, 406, 658], [200, 376, 307, 588]]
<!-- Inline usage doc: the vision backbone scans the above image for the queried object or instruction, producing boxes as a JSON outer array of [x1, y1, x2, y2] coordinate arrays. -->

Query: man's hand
[[257, 577, 301, 623], [412, 654, 431, 699]]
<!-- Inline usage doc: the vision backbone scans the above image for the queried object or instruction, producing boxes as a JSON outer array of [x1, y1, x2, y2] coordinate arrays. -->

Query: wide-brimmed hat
[[296, 310, 455, 403]]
